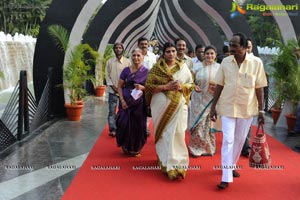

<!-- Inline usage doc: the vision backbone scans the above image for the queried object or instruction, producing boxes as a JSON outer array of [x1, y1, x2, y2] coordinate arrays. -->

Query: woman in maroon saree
[[116, 48, 149, 157]]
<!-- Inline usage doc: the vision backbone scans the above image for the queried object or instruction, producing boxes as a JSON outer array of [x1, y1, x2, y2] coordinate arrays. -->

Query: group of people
[[104, 32, 268, 190]]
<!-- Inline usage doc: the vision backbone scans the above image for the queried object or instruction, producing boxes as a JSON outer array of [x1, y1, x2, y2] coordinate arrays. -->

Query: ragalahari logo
[[230, 0, 247, 18]]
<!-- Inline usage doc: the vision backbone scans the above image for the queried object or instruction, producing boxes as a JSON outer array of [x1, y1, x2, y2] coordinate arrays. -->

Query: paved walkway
[[0, 96, 299, 200]]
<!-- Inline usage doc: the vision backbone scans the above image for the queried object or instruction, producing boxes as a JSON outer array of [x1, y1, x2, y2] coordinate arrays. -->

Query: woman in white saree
[[188, 45, 220, 157], [145, 42, 194, 180]]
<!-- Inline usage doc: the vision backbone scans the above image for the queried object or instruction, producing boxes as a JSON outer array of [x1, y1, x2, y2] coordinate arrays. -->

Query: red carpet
[[62, 125, 300, 200]]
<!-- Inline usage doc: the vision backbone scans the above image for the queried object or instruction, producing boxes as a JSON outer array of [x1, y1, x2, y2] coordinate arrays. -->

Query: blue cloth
[[108, 92, 119, 132]]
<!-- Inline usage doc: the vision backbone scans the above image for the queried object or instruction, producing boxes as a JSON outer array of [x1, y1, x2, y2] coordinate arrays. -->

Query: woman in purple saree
[[116, 48, 149, 157]]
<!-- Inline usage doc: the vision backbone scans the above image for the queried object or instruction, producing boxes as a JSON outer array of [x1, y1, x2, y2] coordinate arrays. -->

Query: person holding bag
[[249, 122, 271, 168], [209, 32, 268, 190]]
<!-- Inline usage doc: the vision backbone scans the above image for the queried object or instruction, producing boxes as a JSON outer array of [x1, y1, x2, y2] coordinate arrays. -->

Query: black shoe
[[241, 151, 249, 157], [217, 182, 229, 189], [233, 170, 240, 178], [288, 130, 300, 136], [201, 153, 213, 156], [295, 144, 300, 149]]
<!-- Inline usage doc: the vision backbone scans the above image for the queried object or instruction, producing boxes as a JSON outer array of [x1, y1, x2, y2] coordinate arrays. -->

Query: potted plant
[[48, 24, 99, 121], [271, 39, 300, 129], [94, 44, 114, 97], [270, 40, 292, 122], [270, 79, 284, 124], [282, 41, 300, 131], [284, 60, 300, 131]]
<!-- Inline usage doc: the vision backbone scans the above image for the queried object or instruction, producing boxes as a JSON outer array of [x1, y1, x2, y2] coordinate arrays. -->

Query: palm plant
[[47, 24, 69, 53], [271, 39, 300, 114], [48, 24, 99, 106], [95, 44, 114, 86], [284, 60, 300, 114]]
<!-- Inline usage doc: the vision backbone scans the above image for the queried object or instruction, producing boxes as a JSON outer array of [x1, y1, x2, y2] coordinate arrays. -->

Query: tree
[[0, 0, 51, 37], [245, 0, 282, 47]]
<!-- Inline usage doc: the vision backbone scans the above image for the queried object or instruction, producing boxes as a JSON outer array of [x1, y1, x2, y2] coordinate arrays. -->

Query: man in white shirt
[[210, 32, 267, 189], [137, 37, 157, 136], [138, 37, 157, 70], [174, 38, 194, 71], [246, 38, 253, 55], [106, 42, 131, 137], [193, 44, 205, 64]]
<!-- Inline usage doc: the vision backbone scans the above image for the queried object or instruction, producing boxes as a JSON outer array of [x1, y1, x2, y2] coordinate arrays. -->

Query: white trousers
[[221, 116, 253, 182]]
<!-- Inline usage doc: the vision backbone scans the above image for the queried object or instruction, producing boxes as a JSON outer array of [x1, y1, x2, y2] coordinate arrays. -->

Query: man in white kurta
[[209, 33, 268, 189]]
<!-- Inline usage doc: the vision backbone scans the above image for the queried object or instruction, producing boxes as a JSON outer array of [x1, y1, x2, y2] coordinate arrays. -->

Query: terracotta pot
[[75, 100, 84, 105], [64, 103, 84, 121], [95, 85, 106, 97], [285, 113, 296, 131], [271, 108, 281, 125]]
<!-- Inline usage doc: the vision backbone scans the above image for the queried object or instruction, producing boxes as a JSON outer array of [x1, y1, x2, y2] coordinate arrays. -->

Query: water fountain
[[0, 32, 36, 91]]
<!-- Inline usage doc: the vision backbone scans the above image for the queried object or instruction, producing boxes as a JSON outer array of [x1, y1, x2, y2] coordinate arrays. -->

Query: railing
[[0, 69, 53, 152], [30, 68, 53, 130], [0, 120, 16, 151], [1, 83, 20, 138]]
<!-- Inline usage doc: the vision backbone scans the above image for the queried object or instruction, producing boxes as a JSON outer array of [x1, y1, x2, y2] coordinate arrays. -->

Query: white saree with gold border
[[150, 63, 193, 178]]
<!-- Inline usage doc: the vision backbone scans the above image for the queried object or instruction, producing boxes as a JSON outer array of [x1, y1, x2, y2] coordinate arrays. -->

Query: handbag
[[249, 123, 271, 168]]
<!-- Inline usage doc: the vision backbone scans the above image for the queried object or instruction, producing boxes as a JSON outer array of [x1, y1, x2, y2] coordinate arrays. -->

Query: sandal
[[167, 170, 178, 180], [129, 151, 141, 157]]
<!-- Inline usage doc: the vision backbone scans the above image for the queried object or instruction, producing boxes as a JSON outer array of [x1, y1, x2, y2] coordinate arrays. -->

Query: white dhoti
[[221, 116, 253, 182]]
